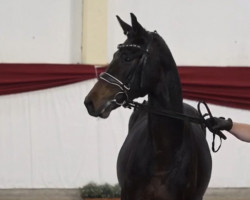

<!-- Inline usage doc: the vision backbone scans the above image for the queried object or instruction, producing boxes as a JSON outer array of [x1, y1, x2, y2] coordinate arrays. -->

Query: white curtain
[[0, 79, 131, 188], [0, 79, 249, 188]]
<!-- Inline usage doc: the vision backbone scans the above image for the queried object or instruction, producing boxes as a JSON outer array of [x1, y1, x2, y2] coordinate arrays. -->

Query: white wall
[[0, 0, 82, 63], [107, 0, 250, 66]]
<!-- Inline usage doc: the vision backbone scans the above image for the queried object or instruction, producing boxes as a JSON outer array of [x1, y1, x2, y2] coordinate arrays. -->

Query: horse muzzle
[[84, 94, 121, 118]]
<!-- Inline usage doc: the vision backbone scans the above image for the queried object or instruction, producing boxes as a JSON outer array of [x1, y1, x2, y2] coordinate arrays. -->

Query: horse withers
[[84, 13, 212, 200]]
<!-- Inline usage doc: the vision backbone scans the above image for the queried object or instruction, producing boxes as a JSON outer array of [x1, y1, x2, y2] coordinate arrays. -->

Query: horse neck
[[149, 35, 183, 113], [148, 63, 184, 155]]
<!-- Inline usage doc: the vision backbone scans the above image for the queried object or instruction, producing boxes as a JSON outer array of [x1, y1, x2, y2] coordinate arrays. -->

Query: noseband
[[99, 72, 130, 106]]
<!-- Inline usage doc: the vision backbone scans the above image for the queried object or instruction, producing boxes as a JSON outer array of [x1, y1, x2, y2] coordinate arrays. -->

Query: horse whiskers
[[100, 101, 111, 114], [99, 100, 118, 118]]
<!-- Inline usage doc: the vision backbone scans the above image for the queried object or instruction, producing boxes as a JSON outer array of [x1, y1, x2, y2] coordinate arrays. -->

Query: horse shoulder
[[117, 108, 153, 187]]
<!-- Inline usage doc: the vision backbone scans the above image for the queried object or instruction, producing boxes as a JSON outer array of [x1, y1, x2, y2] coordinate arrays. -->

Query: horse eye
[[124, 57, 132, 62], [122, 54, 132, 62]]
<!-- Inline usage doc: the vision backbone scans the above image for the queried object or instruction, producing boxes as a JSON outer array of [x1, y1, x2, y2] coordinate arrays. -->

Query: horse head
[[84, 13, 177, 118]]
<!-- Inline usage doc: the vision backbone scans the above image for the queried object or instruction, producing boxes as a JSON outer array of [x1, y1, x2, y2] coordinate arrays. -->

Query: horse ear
[[116, 15, 132, 35], [130, 13, 145, 34]]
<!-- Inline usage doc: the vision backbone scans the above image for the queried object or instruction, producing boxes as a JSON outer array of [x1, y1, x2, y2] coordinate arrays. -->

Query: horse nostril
[[84, 98, 95, 114]]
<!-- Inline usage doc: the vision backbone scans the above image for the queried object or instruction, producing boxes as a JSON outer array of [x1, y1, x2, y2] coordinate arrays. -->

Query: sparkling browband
[[118, 44, 149, 52]]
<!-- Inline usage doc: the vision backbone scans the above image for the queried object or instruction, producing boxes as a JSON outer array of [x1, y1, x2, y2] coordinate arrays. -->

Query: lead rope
[[124, 100, 226, 152]]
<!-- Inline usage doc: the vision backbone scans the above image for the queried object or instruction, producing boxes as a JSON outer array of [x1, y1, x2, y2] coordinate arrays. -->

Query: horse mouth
[[85, 96, 120, 118], [99, 101, 119, 118]]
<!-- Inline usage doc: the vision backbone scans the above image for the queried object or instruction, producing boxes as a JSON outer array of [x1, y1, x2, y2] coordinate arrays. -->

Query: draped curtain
[[1, 63, 250, 188], [0, 63, 249, 110]]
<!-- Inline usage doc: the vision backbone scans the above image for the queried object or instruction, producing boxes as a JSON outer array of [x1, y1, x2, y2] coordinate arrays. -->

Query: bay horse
[[84, 13, 212, 200]]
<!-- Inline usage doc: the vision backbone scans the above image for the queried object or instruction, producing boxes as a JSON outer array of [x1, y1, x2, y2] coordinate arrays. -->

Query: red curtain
[[179, 66, 250, 110], [0, 63, 249, 110], [0, 63, 102, 95]]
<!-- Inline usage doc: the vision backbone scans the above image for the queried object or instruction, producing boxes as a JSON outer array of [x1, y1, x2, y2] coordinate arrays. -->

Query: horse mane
[[148, 32, 183, 112]]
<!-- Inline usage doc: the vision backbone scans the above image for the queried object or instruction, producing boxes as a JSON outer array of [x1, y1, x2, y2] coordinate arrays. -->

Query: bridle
[[99, 33, 152, 106], [98, 32, 226, 152]]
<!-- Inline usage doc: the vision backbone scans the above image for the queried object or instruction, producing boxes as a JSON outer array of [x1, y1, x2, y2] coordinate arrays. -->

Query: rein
[[124, 100, 227, 153]]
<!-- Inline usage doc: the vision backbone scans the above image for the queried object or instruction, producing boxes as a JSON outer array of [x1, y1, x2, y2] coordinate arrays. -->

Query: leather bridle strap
[[99, 72, 130, 92], [99, 37, 152, 106], [99, 72, 130, 106]]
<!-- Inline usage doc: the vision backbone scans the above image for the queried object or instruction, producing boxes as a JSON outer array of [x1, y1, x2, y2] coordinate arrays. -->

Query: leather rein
[[99, 35, 226, 152]]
